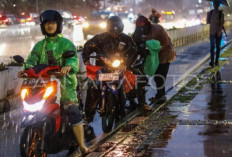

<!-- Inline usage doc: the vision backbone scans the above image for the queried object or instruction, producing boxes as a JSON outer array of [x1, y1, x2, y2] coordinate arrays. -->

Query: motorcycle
[[13, 51, 79, 157], [86, 52, 126, 133]]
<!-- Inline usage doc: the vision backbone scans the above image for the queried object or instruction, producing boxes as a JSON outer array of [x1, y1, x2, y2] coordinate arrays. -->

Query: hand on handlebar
[[61, 66, 72, 75], [17, 71, 25, 78], [101, 57, 111, 66]]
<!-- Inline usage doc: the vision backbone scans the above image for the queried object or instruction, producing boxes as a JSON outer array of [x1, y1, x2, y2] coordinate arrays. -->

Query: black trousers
[[210, 34, 222, 64], [154, 63, 170, 98]]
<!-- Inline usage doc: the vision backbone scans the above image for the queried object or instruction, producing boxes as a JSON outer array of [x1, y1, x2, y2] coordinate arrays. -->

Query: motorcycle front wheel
[[102, 93, 116, 133], [20, 127, 47, 157]]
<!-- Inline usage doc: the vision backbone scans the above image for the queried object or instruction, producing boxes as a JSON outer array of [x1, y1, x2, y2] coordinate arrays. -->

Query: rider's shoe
[[67, 146, 90, 157], [143, 103, 152, 111], [80, 146, 90, 156]]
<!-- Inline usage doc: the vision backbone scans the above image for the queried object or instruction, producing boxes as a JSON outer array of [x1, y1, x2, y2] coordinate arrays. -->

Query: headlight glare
[[112, 60, 121, 67], [21, 89, 28, 100], [43, 86, 54, 99], [83, 22, 89, 28], [99, 22, 107, 28]]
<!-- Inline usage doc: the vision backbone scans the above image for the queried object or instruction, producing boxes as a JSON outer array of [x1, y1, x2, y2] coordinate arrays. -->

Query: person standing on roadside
[[133, 15, 176, 103], [207, 1, 225, 67]]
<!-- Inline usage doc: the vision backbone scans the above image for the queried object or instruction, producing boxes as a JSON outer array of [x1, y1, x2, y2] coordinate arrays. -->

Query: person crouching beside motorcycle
[[133, 15, 176, 103], [82, 16, 138, 123], [17, 10, 89, 156]]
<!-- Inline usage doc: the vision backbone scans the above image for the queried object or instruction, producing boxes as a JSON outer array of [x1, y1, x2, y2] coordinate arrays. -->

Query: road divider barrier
[[169, 21, 232, 47], [0, 66, 23, 113]]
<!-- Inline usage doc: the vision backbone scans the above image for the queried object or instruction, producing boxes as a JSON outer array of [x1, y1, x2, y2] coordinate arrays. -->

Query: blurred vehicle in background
[[159, 10, 204, 30], [118, 12, 135, 23], [18, 12, 39, 25], [58, 10, 74, 29], [0, 14, 20, 26], [82, 11, 116, 40], [73, 15, 85, 25], [118, 12, 135, 35], [160, 11, 175, 23], [30, 13, 40, 24]]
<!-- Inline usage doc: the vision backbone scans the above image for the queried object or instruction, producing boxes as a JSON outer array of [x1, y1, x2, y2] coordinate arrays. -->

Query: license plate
[[98, 73, 119, 81], [22, 79, 48, 87]]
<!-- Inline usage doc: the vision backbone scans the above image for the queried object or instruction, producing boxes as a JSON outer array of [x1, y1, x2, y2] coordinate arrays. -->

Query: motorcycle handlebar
[[47, 71, 63, 76], [47, 69, 74, 76]]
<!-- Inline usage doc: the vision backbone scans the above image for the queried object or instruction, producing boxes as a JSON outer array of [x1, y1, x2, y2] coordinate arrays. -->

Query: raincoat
[[24, 34, 79, 103], [144, 39, 161, 76], [146, 23, 176, 64], [82, 32, 137, 66]]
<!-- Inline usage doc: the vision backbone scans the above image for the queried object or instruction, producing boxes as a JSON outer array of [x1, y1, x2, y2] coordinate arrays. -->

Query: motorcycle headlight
[[23, 100, 45, 112], [83, 22, 89, 28], [99, 22, 107, 28], [112, 60, 121, 67], [21, 89, 28, 100], [43, 86, 54, 99]]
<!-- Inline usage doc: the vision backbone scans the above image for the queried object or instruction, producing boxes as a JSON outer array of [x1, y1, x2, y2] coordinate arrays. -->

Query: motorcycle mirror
[[62, 51, 76, 59], [13, 55, 24, 63]]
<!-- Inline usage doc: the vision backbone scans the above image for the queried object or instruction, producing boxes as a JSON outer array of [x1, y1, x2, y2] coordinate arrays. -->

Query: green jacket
[[24, 34, 79, 103]]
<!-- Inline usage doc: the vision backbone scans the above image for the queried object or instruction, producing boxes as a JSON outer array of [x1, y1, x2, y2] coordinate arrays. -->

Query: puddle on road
[[175, 83, 232, 121], [144, 125, 232, 157]]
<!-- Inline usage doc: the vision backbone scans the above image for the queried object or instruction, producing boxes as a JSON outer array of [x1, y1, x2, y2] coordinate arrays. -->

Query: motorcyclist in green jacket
[[17, 10, 89, 155]]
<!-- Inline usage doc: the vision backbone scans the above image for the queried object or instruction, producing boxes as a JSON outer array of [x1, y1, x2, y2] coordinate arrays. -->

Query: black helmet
[[40, 10, 63, 36], [107, 16, 124, 35], [135, 15, 151, 35]]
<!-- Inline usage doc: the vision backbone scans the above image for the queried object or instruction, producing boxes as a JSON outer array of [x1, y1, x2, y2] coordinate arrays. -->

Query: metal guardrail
[[169, 21, 232, 47]]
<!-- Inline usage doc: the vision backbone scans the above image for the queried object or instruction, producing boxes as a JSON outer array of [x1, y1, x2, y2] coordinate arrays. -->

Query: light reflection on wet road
[[143, 60, 232, 157]]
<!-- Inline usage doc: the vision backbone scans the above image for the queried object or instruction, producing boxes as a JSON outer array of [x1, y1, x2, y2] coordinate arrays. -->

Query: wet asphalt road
[[142, 58, 232, 157], [0, 26, 232, 156]]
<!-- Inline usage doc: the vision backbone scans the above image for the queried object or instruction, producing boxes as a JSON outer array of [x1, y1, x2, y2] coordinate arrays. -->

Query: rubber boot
[[73, 124, 89, 156]]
